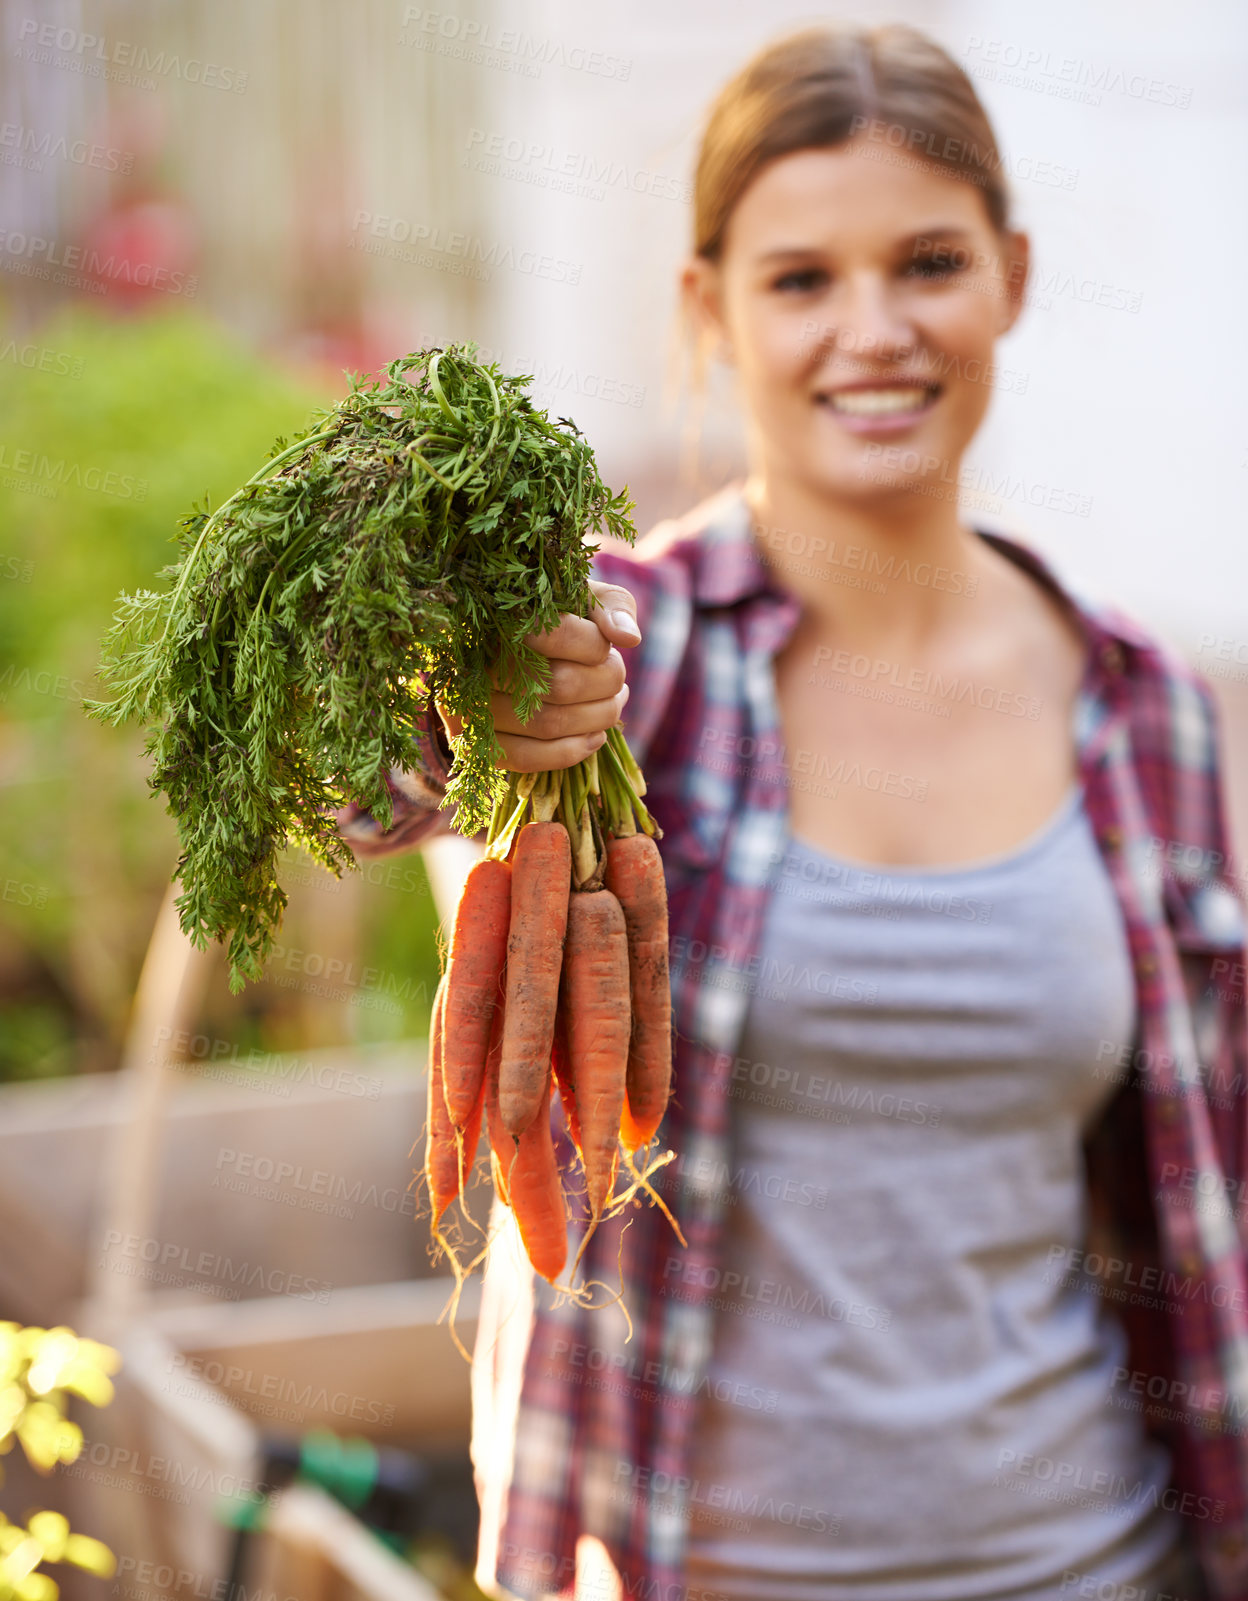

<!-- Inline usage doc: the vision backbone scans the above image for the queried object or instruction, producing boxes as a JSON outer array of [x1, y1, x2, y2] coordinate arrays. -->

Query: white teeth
[[822, 387, 931, 415]]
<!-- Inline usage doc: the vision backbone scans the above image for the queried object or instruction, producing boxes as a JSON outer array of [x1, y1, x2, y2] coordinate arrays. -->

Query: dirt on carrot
[[442, 855, 511, 1128], [500, 821, 571, 1137], [562, 887, 631, 1220]]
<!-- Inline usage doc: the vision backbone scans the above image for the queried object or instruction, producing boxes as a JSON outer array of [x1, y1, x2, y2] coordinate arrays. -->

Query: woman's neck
[[742, 469, 1002, 657]]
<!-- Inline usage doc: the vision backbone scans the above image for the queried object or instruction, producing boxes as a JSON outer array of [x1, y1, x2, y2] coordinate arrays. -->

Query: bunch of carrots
[[424, 736, 680, 1293], [81, 331, 683, 1309]]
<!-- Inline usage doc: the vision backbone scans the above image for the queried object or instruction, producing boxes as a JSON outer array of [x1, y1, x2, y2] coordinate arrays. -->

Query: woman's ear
[[998, 228, 1030, 335], [680, 254, 732, 363]]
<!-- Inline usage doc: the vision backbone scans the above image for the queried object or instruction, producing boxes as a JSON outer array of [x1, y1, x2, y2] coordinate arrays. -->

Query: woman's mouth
[[813, 383, 942, 435]]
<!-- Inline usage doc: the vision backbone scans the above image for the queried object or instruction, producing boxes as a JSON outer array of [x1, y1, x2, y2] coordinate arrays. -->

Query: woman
[[340, 23, 1248, 1601]]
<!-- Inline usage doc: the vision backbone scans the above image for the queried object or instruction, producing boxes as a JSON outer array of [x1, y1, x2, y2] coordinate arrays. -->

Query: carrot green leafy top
[[85, 343, 638, 991]]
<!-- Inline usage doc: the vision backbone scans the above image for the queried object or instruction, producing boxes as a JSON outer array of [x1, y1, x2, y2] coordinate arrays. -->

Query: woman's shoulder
[[985, 524, 1218, 725], [1079, 587, 1219, 739], [984, 525, 1227, 862], [1066, 579, 1231, 866]]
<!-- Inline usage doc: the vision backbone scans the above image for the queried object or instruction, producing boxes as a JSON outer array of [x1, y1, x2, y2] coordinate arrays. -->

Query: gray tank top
[[683, 782, 1184, 1600]]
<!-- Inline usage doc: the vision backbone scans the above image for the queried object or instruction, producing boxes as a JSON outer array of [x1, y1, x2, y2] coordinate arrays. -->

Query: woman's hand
[[437, 579, 641, 772]]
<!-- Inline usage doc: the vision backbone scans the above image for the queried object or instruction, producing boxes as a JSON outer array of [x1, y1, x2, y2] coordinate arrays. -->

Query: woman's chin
[[791, 459, 946, 506]]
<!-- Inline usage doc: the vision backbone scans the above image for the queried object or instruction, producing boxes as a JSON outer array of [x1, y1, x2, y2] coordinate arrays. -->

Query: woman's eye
[[905, 254, 960, 279], [772, 267, 827, 293]]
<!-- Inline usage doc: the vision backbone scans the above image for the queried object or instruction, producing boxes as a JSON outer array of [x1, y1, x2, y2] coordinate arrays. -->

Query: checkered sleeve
[[334, 700, 460, 858], [1165, 669, 1248, 1192]]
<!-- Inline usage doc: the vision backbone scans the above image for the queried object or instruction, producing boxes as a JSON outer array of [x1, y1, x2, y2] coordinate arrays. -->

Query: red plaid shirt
[[340, 482, 1248, 1601]]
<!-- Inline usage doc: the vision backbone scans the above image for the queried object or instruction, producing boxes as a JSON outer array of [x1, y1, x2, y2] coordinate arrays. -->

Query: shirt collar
[[690, 478, 1149, 684]]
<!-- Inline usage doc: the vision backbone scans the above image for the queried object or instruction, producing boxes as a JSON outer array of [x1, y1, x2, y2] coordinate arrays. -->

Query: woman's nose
[[807, 275, 918, 368]]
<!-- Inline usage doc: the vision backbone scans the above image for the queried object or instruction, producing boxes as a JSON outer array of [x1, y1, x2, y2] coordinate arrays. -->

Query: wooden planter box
[[0, 1042, 459, 1325]]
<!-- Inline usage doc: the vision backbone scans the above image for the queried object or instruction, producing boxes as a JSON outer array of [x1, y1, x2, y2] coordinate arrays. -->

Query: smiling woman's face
[[686, 134, 1029, 503]]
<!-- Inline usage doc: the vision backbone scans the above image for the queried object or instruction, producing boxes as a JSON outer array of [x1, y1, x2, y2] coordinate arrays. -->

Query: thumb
[[588, 579, 641, 648]]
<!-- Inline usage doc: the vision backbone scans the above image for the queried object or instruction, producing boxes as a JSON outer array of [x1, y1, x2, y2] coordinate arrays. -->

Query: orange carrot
[[484, 989, 515, 1208], [562, 887, 630, 1218], [500, 822, 571, 1136], [442, 856, 511, 1128], [604, 833, 672, 1150], [506, 1073, 567, 1282], [550, 1003, 582, 1157], [426, 975, 484, 1221]]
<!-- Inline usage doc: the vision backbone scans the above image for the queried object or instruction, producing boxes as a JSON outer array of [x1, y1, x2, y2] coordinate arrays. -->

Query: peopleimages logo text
[[15, 19, 248, 91]]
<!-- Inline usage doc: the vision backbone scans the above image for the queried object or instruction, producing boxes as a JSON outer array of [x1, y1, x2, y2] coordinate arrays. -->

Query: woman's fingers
[[491, 680, 629, 740], [522, 611, 613, 667], [434, 581, 641, 775], [587, 581, 642, 648], [435, 681, 630, 773], [519, 580, 641, 665], [495, 674, 628, 770], [496, 728, 610, 775], [493, 648, 625, 707]]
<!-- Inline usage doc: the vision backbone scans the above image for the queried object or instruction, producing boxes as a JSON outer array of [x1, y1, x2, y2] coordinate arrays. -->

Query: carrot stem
[[531, 769, 560, 824], [486, 774, 520, 850], [559, 775, 579, 840], [608, 724, 646, 796]]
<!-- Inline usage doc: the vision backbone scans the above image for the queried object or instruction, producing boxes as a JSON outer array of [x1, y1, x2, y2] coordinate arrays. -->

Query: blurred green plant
[[0, 1323, 120, 1599], [0, 301, 441, 1079]]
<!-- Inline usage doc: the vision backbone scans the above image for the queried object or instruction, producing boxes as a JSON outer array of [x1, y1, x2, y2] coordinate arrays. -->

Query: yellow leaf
[[0, 1384, 26, 1439], [74, 1340, 121, 1377], [64, 1533, 115, 1577], [25, 1332, 78, 1397], [55, 1368, 113, 1409], [27, 1513, 67, 1559], [0, 1329, 21, 1386], [15, 1408, 79, 1474], [15, 1574, 59, 1601], [0, 1532, 42, 1582]]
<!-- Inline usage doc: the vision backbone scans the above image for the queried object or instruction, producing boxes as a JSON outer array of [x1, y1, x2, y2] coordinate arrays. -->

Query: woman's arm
[[334, 706, 459, 859]]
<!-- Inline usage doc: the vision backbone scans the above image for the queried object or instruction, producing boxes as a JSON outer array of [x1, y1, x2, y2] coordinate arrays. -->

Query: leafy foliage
[[0, 300, 337, 1078], [87, 343, 637, 991]]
